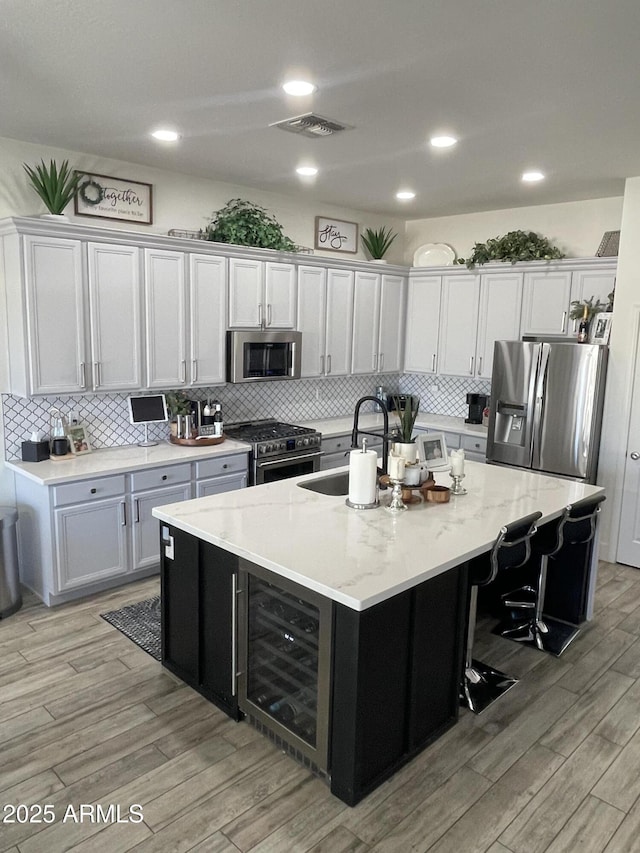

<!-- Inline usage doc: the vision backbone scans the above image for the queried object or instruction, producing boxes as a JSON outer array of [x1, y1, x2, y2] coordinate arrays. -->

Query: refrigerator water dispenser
[[494, 402, 527, 446]]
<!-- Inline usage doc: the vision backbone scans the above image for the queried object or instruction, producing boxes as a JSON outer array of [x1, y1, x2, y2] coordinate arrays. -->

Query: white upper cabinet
[[475, 272, 522, 378], [87, 243, 142, 392], [144, 248, 187, 388], [351, 271, 405, 375], [228, 258, 295, 328], [189, 253, 227, 386], [438, 271, 521, 378], [521, 269, 574, 336], [297, 265, 354, 378], [404, 275, 442, 374], [568, 268, 616, 335], [23, 235, 87, 395]]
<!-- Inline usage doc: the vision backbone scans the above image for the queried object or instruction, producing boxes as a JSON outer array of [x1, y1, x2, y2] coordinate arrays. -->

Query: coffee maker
[[465, 393, 488, 424]]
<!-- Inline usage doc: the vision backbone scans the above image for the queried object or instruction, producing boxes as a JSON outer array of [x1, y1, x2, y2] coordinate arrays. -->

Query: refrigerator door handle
[[531, 345, 549, 469]]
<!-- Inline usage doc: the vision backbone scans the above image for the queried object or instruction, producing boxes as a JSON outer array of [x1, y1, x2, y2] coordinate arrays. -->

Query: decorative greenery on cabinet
[[569, 295, 607, 321], [361, 226, 397, 260], [23, 159, 81, 215], [203, 198, 299, 251], [457, 230, 565, 269]]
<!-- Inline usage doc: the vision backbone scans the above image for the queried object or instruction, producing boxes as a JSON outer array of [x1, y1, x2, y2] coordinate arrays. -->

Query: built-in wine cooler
[[237, 560, 333, 773]]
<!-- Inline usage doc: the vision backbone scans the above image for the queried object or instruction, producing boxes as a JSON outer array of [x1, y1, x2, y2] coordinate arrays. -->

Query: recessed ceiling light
[[151, 129, 180, 142], [296, 166, 318, 176], [430, 135, 458, 148], [282, 80, 317, 96], [396, 190, 416, 200], [522, 170, 545, 182]]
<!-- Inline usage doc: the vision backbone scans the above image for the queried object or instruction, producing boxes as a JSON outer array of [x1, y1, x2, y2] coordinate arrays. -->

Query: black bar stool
[[499, 494, 606, 656], [461, 511, 542, 714]]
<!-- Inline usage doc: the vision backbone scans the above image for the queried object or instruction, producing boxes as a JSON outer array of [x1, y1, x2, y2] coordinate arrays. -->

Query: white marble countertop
[[153, 461, 603, 612], [6, 439, 251, 486], [303, 412, 487, 439]]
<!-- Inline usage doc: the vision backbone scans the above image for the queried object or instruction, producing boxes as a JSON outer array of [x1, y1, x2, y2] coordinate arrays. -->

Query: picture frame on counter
[[591, 312, 613, 345], [417, 432, 448, 468], [314, 216, 358, 254], [67, 424, 92, 455], [74, 171, 153, 225]]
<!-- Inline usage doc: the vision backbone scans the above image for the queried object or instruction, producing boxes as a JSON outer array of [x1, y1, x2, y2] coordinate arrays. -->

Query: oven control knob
[[279, 442, 285, 450], [303, 438, 309, 446], [259, 445, 266, 454]]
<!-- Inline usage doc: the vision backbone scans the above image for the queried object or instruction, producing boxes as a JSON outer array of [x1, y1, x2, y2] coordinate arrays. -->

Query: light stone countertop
[[153, 461, 603, 612], [303, 412, 488, 439], [6, 439, 251, 486]]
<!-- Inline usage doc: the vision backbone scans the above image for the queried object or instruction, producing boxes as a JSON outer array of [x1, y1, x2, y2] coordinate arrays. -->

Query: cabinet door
[[404, 275, 441, 374], [24, 236, 87, 394], [325, 268, 354, 377], [521, 270, 573, 336], [144, 249, 187, 388], [297, 265, 327, 378], [54, 497, 128, 592], [87, 243, 142, 392], [264, 262, 296, 329], [196, 472, 247, 497], [476, 272, 522, 378], [131, 484, 192, 572], [378, 275, 405, 373], [438, 273, 480, 377], [189, 254, 227, 386], [569, 268, 616, 336], [200, 542, 237, 708], [161, 526, 200, 683], [228, 258, 263, 328], [351, 271, 381, 374]]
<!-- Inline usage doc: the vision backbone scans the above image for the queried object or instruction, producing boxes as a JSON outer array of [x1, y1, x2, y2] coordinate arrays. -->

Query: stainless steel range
[[224, 419, 322, 485]]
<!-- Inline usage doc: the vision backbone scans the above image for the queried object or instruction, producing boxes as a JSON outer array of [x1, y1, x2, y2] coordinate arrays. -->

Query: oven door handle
[[255, 451, 323, 468]]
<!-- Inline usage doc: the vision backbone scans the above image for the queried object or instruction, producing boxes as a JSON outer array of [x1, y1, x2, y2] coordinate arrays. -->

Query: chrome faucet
[[351, 396, 392, 476]]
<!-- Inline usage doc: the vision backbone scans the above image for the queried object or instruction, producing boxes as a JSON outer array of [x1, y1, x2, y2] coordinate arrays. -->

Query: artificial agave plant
[[361, 225, 397, 259], [392, 395, 420, 443], [23, 159, 81, 215]]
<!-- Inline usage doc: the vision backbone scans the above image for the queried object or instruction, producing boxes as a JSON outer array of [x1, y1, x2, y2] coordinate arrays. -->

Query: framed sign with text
[[74, 172, 153, 225], [314, 216, 358, 254]]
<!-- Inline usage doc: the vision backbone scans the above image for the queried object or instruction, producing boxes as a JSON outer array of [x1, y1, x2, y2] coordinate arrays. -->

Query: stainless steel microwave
[[226, 330, 302, 383]]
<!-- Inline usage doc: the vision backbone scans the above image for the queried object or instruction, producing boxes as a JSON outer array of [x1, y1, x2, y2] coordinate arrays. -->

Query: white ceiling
[[3, 0, 640, 218]]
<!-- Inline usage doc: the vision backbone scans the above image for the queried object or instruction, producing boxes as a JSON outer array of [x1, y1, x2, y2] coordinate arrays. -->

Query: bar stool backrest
[[475, 511, 543, 588], [544, 493, 606, 558]]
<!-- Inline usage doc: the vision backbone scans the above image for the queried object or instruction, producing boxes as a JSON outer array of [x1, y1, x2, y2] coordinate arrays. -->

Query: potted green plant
[[23, 159, 81, 217], [361, 226, 397, 262], [391, 394, 420, 463], [203, 198, 299, 251], [569, 295, 607, 323], [457, 230, 564, 269], [165, 390, 192, 436]]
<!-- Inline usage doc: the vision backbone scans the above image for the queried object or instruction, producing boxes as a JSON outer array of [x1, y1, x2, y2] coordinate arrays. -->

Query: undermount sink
[[298, 471, 350, 496]]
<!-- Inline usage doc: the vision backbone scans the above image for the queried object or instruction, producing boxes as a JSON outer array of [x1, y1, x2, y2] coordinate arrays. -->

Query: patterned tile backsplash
[[2, 373, 490, 459]]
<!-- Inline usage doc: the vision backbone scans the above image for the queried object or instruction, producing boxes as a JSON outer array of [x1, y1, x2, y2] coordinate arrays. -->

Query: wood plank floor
[[1, 560, 639, 853]]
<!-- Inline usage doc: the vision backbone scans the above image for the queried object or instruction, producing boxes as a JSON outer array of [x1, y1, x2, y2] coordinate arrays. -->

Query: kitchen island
[[153, 462, 604, 805]]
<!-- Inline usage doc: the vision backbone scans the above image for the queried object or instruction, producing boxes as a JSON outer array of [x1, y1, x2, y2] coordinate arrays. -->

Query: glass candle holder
[[450, 472, 467, 495], [386, 476, 407, 512]]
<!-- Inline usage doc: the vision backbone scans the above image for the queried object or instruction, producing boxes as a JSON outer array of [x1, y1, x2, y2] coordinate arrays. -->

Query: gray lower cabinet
[[321, 431, 383, 470], [15, 452, 248, 605]]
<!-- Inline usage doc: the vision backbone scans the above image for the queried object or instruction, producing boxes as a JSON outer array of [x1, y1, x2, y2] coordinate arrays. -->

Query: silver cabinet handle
[[478, 356, 483, 375], [631, 451, 640, 460], [192, 359, 197, 382], [134, 498, 140, 523], [320, 354, 325, 374], [379, 353, 384, 371], [92, 361, 100, 388], [120, 501, 127, 526], [573, 318, 577, 333], [373, 353, 378, 371], [181, 360, 186, 383], [469, 356, 474, 375], [231, 574, 242, 696], [561, 311, 567, 332], [267, 304, 272, 326], [327, 354, 332, 374], [258, 303, 263, 328], [79, 362, 87, 389], [432, 353, 436, 372]]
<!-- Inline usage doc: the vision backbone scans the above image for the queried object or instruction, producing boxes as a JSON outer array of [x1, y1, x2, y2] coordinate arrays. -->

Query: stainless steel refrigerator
[[486, 340, 608, 483]]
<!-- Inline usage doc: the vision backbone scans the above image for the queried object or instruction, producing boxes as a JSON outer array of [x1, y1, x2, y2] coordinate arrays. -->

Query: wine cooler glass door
[[237, 561, 332, 771]]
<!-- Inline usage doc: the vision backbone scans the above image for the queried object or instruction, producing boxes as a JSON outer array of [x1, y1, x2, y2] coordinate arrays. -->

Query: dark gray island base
[[161, 528, 467, 806]]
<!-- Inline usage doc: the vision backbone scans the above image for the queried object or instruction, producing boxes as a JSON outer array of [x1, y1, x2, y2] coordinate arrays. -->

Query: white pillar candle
[[348, 448, 378, 505], [388, 454, 406, 481], [450, 449, 465, 476]]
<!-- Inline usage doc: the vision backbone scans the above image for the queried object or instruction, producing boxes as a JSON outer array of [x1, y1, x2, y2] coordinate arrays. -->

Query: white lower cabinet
[[15, 453, 249, 606]]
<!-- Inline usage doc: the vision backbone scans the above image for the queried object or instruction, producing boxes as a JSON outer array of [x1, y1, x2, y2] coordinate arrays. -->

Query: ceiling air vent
[[270, 113, 352, 138]]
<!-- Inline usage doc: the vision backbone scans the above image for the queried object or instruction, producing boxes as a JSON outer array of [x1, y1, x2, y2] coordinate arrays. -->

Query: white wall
[[405, 197, 623, 264], [0, 136, 406, 264], [598, 177, 640, 562]]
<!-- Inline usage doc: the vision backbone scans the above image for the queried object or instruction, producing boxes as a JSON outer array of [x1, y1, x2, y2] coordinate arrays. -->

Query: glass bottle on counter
[[213, 403, 224, 436], [202, 398, 214, 426], [577, 305, 590, 343]]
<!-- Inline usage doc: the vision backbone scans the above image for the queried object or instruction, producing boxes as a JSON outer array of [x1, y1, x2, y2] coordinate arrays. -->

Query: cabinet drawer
[[437, 431, 460, 450], [321, 434, 352, 455], [461, 434, 487, 455], [131, 463, 192, 492], [53, 475, 126, 507], [196, 453, 248, 480]]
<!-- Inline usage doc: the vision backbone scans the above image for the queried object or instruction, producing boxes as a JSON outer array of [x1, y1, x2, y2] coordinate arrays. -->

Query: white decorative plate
[[413, 243, 456, 267]]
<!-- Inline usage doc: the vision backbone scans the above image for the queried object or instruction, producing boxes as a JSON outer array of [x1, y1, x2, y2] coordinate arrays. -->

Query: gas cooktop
[[225, 419, 318, 444]]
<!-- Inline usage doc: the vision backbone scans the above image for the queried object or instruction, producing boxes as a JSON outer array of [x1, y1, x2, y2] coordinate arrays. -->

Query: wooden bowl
[[425, 485, 451, 503]]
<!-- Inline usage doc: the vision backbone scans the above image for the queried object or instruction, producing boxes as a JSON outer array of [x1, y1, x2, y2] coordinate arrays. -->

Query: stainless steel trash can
[[0, 506, 22, 618]]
